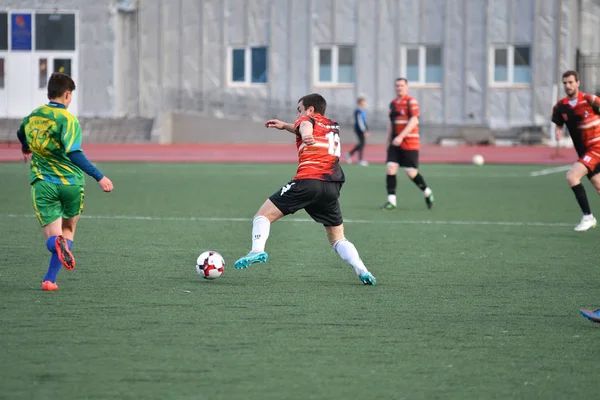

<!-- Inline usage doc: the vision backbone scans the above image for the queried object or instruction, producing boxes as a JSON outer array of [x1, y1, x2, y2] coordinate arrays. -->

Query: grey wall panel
[[509, 90, 533, 125], [512, 0, 534, 43], [162, 0, 182, 110], [247, 0, 269, 45], [465, 0, 487, 124], [375, 0, 397, 110], [312, 0, 333, 44], [355, 0, 377, 106], [444, 0, 465, 124], [532, 0, 558, 125], [333, 0, 356, 44], [290, 0, 311, 95], [268, 0, 291, 102], [488, 90, 509, 128], [181, 0, 202, 111], [115, 11, 140, 117], [489, 0, 509, 43], [419, 89, 444, 125], [138, 0, 161, 117], [398, 0, 419, 44], [226, 0, 245, 45], [203, 0, 224, 93], [423, 0, 445, 44]]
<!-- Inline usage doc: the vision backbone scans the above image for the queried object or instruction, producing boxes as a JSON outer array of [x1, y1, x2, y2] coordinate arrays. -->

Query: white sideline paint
[[529, 165, 571, 177], [1, 214, 572, 227]]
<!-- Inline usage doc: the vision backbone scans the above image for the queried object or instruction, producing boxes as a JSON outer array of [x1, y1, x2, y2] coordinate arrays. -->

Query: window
[[39, 58, 47, 88], [229, 46, 268, 85], [35, 13, 76, 51], [0, 58, 4, 89], [314, 45, 355, 85], [401, 46, 442, 85], [490, 45, 531, 85], [0, 13, 7, 50]]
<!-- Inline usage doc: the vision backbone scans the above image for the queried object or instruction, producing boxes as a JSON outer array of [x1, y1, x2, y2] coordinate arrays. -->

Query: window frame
[[313, 45, 355, 88], [399, 45, 443, 88], [227, 45, 268, 87], [489, 44, 532, 87]]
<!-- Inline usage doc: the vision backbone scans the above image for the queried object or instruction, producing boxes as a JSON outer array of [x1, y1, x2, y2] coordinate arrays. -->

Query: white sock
[[251, 216, 270, 253], [333, 239, 368, 275], [387, 194, 397, 206], [584, 214, 595, 220], [424, 187, 432, 197]]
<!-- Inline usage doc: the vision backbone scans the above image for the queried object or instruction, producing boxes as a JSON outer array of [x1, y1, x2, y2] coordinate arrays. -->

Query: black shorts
[[386, 146, 419, 169], [268, 179, 343, 227], [587, 164, 600, 179]]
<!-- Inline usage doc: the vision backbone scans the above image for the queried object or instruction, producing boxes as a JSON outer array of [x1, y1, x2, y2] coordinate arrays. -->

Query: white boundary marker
[[529, 165, 571, 177], [1, 214, 573, 227]]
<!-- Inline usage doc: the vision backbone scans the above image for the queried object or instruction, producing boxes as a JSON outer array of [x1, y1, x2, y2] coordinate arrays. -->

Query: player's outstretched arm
[[265, 119, 295, 133], [67, 151, 114, 192], [298, 121, 316, 145], [583, 94, 600, 107]]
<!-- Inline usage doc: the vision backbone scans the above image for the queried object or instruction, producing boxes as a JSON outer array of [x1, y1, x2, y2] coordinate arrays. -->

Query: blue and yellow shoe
[[234, 252, 269, 269], [580, 309, 600, 323], [359, 272, 376, 285]]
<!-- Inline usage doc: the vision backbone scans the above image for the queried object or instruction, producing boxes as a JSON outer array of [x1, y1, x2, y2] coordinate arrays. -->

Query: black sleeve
[[551, 105, 564, 126], [16, 124, 29, 151]]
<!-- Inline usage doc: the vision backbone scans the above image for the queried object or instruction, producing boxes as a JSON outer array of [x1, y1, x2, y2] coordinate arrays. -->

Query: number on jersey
[[326, 132, 341, 157]]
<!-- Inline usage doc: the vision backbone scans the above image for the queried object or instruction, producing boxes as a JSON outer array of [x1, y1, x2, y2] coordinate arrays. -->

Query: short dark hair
[[357, 96, 366, 104], [562, 70, 579, 81], [47, 72, 76, 100], [396, 78, 408, 84], [298, 93, 327, 115]]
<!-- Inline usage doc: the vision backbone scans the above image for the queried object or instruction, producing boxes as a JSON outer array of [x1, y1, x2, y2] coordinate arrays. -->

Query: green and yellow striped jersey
[[18, 102, 84, 186]]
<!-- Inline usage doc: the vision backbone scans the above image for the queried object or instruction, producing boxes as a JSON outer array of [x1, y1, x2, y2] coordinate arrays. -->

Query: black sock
[[412, 173, 428, 192], [386, 175, 397, 195], [571, 184, 592, 215]]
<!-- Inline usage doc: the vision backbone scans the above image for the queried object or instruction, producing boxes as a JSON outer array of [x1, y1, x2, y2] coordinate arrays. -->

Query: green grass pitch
[[0, 162, 598, 400]]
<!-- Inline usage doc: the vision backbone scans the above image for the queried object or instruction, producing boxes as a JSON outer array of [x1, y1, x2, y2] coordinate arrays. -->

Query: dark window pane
[[338, 46, 354, 83], [494, 48, 507, 66], [0, 58, 4, 89], [39, 58, 47, 88], [232, 48, 245, 82], [514, 46, 530, 66], [35, 14, 75, 50], [406, 48, 419, 82], [251, 47, 267, 83], [319, 48, 332, 82], [0, 13, 7, 50], [53, 58, 71, 77]]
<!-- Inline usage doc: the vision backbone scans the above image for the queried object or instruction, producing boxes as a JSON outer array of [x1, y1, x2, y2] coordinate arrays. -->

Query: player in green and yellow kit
[[17, 73, 114, 291]]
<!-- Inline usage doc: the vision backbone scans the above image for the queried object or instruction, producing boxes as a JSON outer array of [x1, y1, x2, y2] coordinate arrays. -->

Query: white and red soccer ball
[[196, 251, 225, 280]]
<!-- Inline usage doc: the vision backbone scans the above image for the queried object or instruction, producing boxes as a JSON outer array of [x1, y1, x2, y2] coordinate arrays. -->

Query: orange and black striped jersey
[[390, 95, 420, 150], [552, 91, 600, 156], [292, 114, 345, 182]]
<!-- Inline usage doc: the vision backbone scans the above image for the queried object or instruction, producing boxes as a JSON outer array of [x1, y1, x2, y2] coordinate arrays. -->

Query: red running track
[[0, 143, 576, 164]]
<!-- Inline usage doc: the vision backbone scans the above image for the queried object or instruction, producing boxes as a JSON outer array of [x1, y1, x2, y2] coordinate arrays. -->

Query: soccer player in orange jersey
[[551, 70, 600, 231], [233, 93, 376, 285], [382, 78, 434, 210]]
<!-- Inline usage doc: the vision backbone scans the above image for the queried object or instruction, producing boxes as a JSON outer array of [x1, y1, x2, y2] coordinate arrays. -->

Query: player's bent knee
[[386, 162, 399, 175], [325, 225, 345, 246], [255, 199, 284, 223]]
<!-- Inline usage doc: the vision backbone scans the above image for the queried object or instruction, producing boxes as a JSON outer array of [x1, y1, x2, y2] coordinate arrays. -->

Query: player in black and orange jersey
[[233, 93, 376, 285], [382, 78, 434, 210], [551, 70, 600, 231]]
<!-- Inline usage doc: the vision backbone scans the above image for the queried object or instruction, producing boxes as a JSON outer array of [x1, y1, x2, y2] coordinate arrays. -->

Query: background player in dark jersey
[[17, 73, 114, 291], [233, 93, 376, 285], [345, 96, 370, 166], [551, 70, 600, 231], [382, 78, 434, 210]]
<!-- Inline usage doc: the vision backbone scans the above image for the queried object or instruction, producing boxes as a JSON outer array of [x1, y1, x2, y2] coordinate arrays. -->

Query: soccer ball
[[196, 251, 225, 280], [472, 154, 485, 166]]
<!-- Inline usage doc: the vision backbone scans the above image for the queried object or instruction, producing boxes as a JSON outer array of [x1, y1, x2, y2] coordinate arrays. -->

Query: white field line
[[1, 214, 572, 227], [529, 165, 571, 177]]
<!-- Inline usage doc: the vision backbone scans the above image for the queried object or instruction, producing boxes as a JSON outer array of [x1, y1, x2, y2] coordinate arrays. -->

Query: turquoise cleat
[[234, 252, 269, 269], [359, 272, 376, 285]]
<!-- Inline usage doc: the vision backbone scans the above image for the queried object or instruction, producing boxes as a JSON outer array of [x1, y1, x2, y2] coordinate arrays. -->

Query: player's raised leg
[[234, 199, 283, 269], [327, 225, 376, 285], [382, 161, 399, 210], [567, 161, 596, 231], [404, 166, 434, 209]]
